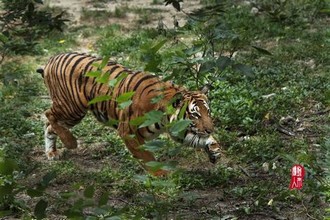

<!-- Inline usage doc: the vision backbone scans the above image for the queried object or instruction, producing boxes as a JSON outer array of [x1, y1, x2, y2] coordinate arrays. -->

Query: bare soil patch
[[48, 0, 201, 29]]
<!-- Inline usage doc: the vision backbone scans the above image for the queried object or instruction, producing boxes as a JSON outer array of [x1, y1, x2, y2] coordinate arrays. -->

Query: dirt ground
[[48, 0, 201, 28]]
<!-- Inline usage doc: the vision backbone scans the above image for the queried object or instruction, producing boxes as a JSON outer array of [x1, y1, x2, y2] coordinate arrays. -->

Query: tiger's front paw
[[46, 150, 59, 160], [151, 169, 169, 177]]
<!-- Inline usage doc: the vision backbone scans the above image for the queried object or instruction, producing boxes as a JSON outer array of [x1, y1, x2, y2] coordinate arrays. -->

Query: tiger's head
[[170, 87, 222, 163]]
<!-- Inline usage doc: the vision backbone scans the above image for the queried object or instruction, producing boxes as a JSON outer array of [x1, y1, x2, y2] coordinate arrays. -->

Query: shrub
[[0, 0, 67, 62]]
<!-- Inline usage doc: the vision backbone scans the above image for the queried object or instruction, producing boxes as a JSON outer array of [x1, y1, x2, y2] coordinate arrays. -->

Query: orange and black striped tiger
[[38, 52, 222, 176]]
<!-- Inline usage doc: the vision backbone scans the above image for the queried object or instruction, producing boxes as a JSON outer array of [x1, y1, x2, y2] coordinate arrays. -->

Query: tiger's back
[[43, 53, 176, 127], [43, 53, 126, 124]]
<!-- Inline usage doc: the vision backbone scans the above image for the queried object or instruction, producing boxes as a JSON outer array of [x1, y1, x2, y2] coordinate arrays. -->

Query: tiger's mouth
[[183, 132, 222, 163]]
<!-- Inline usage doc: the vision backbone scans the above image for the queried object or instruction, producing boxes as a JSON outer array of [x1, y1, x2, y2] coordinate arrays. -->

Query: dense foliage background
[[0, 0, 329, 219]]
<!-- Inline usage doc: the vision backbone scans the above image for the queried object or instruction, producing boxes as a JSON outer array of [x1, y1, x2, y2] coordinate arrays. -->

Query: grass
[[0, 0, 329, 219]]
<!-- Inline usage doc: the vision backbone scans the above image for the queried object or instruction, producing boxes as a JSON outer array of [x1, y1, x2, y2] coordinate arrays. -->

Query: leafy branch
[[0, 0, 67, 63]]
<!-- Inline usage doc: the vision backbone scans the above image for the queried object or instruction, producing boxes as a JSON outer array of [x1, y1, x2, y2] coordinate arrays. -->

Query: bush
[[254, 0, 328, 24], [0, 0, 67, 62]]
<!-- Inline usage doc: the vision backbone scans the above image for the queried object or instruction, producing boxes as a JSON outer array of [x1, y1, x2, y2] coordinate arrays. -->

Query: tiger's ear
[[200, 84, 211, 94]]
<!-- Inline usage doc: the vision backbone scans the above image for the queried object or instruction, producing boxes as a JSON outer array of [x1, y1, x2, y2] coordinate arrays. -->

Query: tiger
[[37, 52, 222, 176]]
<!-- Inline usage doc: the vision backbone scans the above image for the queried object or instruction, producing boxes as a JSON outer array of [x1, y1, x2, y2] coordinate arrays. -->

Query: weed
[[81, 8, 114, 23], [137, 11, 153, 25], [114, 6, 128, 18], [152, 0, 163, 5]]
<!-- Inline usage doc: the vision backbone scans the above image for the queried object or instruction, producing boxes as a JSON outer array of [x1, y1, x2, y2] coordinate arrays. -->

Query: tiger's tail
[[36, 68, 44, 78]]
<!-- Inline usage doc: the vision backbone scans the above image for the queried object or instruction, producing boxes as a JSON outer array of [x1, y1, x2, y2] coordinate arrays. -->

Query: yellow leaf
[[58, 40, 66, 44], [267, 198, 273, 206], [264, 112, 270, 121]]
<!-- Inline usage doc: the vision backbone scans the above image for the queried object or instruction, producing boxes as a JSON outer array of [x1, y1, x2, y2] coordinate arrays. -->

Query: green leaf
[[34, 199, 48, 220], [145, 161, 175, 172], [141, 140, 166, 152], [108, 79, 117, 87], [172, 55, 186, 64], [184, 45, 203, 56], [109, 72, 129, 87], [97, 55, 110, 70], [82, 198, 95, 207], [0, 210, 12, 218], [151, 94, 164, 104], [169, 119, 191, 137], [85, 70, 101, 78], [59, 191, 75, 199], [252, 46, 272, 55], [96, 73, 109, 84], [172, 1, 181, 12], [104, 118, 119, 127], [133, 174, 149, 183], [320, 8, 330, 14], [116, 91, 135, 103], [166, 104, 176, 115], [107, 216, 122, 220], [178, 102, 188, 119], [161, 161, 178, 171], [216, 56, 232, 71], [144, 59, 162, 72], [151, 39, 167, 53], [0, 158, 18, 175], [152, 179, 176, 188], [129, 116, 147, 126], [84, 217, 98, 220], [118, 100, 132, 109], [139, 110, 164, 128], [146, 161, 164, 172], [199, 60, 216, 73], [27, 188, 44, 198], [41, 171, 56, 187], [72, 198, 87, 210], [0, 184, 14, 197], [281, 153, 297, 164], [0, 33, 8, 43], [28, 3, 35, 13], [141, 40, 166, 72], [164, 0, 182, 11], [88, 95, 112, 105], [90, 208, 107, 217], [83, 185, 95, 198], [98, 191, 109, 206], [232, 63, 254, 78]]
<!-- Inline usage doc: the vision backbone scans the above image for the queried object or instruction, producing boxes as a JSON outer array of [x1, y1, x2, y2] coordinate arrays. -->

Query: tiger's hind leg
[[44, 108, 85, 159]]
